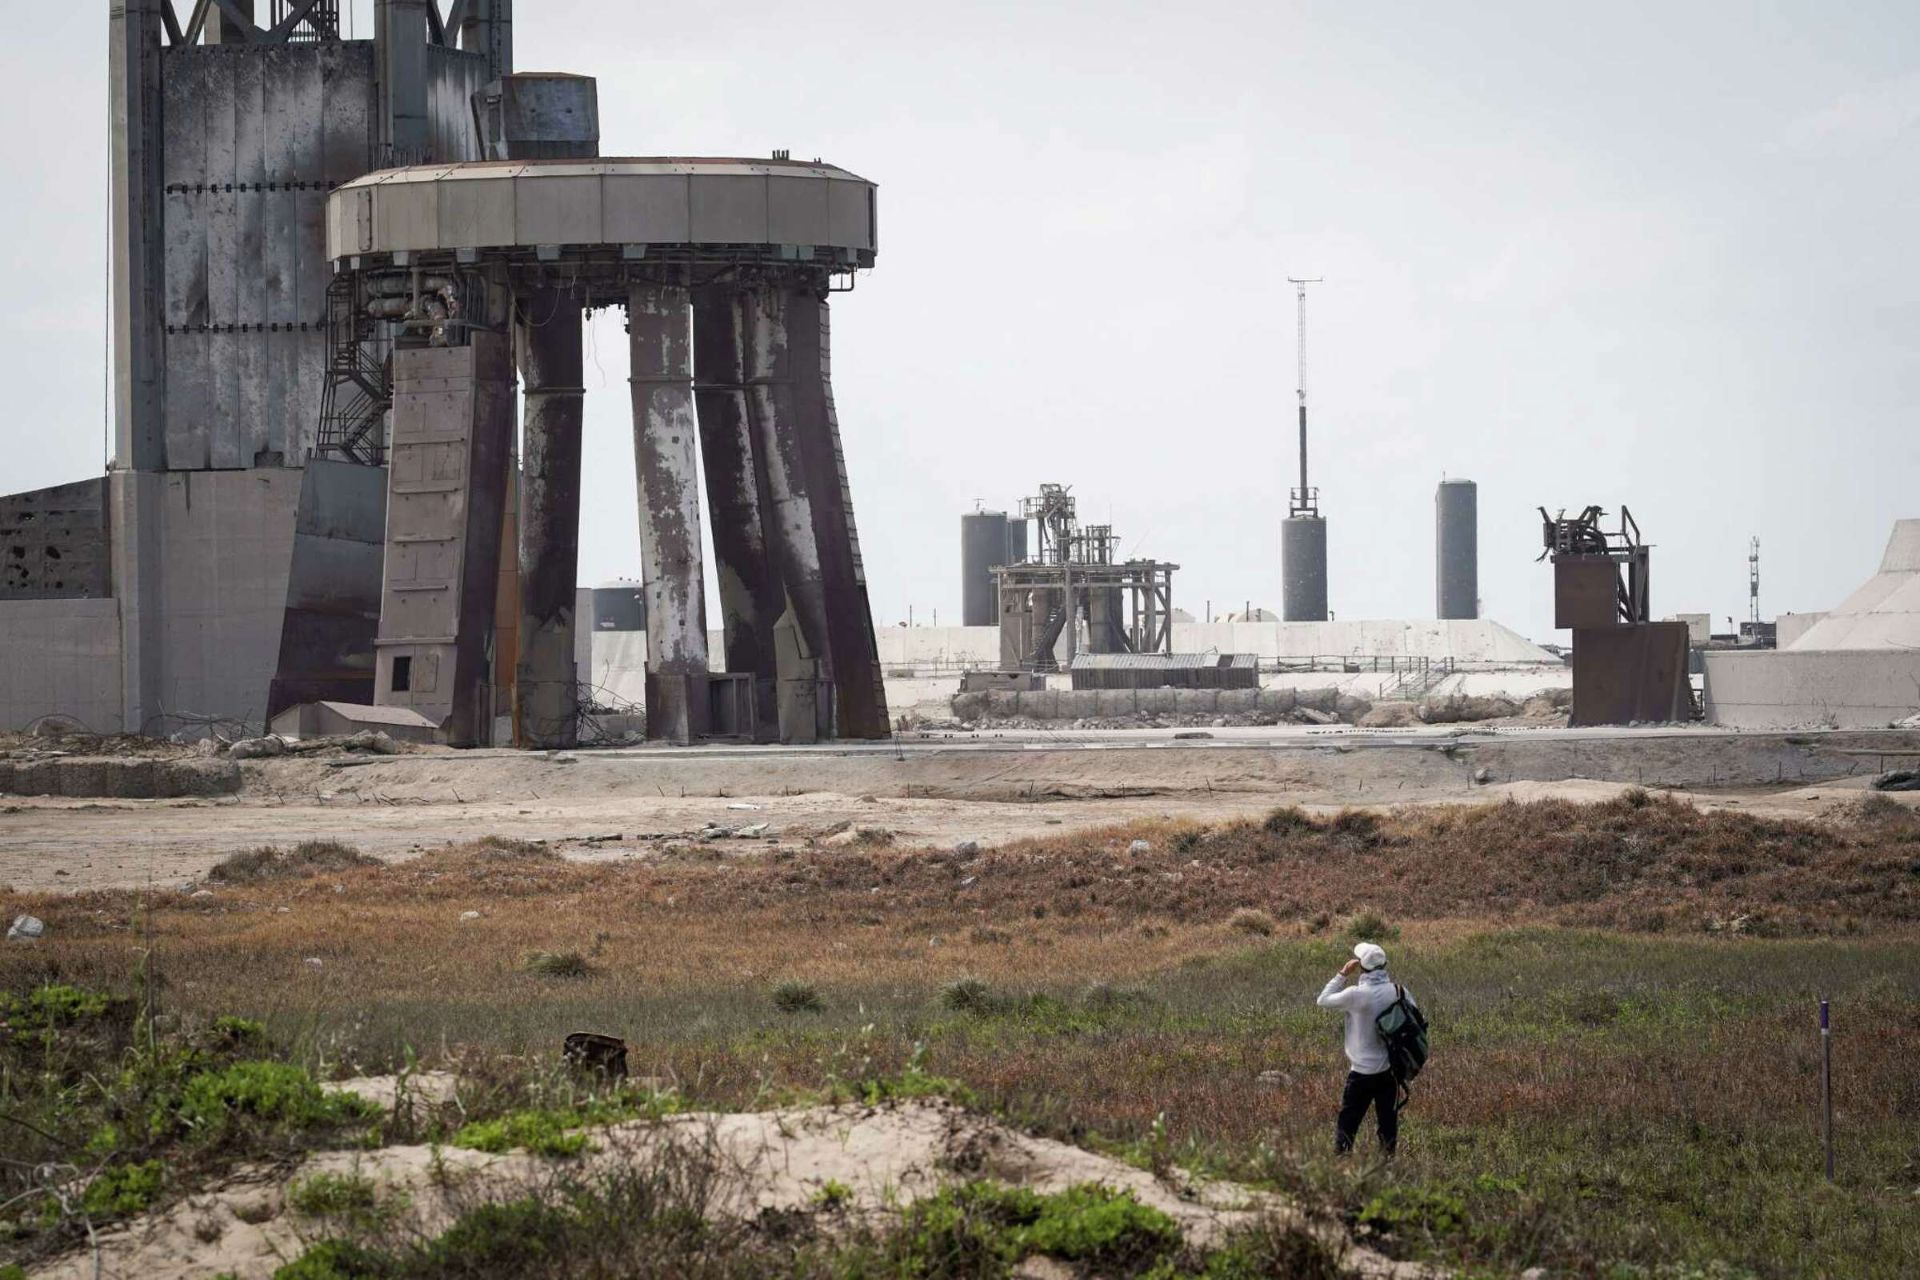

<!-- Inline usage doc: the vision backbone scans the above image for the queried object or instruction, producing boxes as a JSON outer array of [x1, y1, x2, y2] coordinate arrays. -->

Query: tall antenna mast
[[1748, 536, 1761, 626], [1287, 277, 1323, 518]]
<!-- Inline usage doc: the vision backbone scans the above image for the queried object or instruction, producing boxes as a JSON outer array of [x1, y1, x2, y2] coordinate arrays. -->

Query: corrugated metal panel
[[157, 44, 376, 471]]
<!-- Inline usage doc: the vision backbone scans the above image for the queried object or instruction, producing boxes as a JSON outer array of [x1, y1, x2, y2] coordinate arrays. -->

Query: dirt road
[[2, 727, 1913, 893]]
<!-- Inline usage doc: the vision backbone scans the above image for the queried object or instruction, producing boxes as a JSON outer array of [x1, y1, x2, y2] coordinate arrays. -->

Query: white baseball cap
[[1352, 942, 1388, 971]]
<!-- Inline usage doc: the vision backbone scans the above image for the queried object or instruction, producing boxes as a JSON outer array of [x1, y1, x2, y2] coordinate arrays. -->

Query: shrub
[[178, 1061, 376, 1140], [1262, 806, 1318, 835], [893, 1182, 1182, 1273], [452, 1109, 591, 1158], [521, 950, 592, 979], [80, 1158, 164, 1217], [1344, 910, 1399, 942], [208, 840, 376, 883], [1358, 1184, 1469, 1239], [1227, 908, 1276, 936], [771, 980, 824, 1014], [0, 983, 112, 1032], [812, 1179, 854, 1210], [1329, 809, 1382, 842], [940, 977, 1002, 1015], [272, 1239, 393, 1280], [287, 1171, 379, 1218]]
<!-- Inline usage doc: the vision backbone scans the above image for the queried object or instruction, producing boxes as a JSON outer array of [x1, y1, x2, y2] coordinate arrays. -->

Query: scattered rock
[[1255, 1069, 1292, 1088], [1474, 767, 1494, 785], [1871, 769, 1920, 792], [227, 736, 287, 760], [1421, 693, 1521, 724], [303, 957, 324, 968], [8, 914, 45, 942], [954, 839, 982, 855], [725, 802, 763, 811], [343, 731, 399, 755], [189, 889, 215, 900], [1292, 708, 1338, 726], [1358, 702, 1419, 729], [459, 910, 481, 921], [1128, 839, 1152, 855]]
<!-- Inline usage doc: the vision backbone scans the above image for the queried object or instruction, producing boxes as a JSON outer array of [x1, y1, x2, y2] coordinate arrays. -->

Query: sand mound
[[29, 1092, 1425, 1279]]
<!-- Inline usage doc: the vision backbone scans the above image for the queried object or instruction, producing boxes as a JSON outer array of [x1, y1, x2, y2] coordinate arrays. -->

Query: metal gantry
[[994, 483, 1178, 671]]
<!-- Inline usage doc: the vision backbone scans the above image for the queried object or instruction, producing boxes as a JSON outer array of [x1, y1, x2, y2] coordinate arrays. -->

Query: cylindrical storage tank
[[1435, 479, 1478, 619], [1006, 517, 1029, 566], [962, 511, 1011, 627], [1281, 516, 1328, 621], [591, 579, 647, 631]]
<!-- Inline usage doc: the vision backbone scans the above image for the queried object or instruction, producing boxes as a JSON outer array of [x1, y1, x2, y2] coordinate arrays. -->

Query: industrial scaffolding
[[992, 484, 1177, 671]]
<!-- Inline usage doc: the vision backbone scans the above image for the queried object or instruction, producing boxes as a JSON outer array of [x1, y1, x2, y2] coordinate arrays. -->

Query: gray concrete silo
[[962, 511, 1011, 626], [1006, 517, 1029, 567], [1281, 516, 1328, 621], [1435, 479, 1478, 619]]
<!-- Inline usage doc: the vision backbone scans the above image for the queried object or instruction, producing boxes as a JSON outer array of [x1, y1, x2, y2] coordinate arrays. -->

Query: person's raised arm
[[1317, 957, 1363, 1008]]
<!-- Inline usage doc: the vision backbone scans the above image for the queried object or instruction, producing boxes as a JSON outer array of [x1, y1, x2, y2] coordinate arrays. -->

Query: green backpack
[[1375, 985, 1430, 1101]]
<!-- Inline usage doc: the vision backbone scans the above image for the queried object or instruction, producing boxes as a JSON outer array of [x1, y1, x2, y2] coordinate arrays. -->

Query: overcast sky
[[4, 1, 1915, 642]]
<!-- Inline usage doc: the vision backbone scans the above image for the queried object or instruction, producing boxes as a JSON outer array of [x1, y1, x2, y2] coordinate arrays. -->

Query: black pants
[[1335, 1069, 1398, 1155]]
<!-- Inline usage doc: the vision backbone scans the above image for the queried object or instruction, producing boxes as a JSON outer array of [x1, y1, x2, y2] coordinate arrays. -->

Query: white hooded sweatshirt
[[1315, 969, 1410, 1075]]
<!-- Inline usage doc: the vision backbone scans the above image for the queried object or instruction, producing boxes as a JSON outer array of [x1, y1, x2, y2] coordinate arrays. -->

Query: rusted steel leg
[[515, 287, 585, 748], [693, 287, 781, 741], [627, 283, 710, 744]]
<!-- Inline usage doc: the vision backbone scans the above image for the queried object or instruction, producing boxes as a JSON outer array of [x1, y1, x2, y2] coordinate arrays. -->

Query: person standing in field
[[1316, 941, 1414, 1156]]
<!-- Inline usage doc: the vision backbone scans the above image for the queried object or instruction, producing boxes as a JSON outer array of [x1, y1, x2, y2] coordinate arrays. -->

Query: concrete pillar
[[693, 287, 780, 740], [456, 0, 514, 81], [628, 284, 709, 744], [110, 0, 166, 473], [785, 290, 891, 738], [372, 332, 516, 746], [514, 289, 584, 748], [376, 0, 431, 164], [741, 287, 834, 740]]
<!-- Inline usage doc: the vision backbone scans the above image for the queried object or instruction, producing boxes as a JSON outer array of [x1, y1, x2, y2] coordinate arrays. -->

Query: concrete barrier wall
[[0, 598, 123, 732], [1703, 648, 1920, 729], [949, 685, 1305, 722]]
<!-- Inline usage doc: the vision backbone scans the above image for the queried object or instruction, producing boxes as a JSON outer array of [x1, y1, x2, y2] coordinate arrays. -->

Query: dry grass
[[5, 796, 1919, 1275]]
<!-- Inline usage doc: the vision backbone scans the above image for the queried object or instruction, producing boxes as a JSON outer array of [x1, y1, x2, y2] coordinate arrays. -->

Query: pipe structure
[[514, 287, 585, 747], [628, 283, 710, 743], [692, 287, 781, 739]]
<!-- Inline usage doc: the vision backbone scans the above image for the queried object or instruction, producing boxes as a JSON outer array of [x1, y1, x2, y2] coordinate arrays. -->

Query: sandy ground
[[3, 728, 1914, 893], [30, 1085, 1424, 1280]]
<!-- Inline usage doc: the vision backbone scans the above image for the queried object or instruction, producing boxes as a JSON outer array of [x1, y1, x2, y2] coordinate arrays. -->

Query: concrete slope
[[1790, 519, 1920, 651]]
